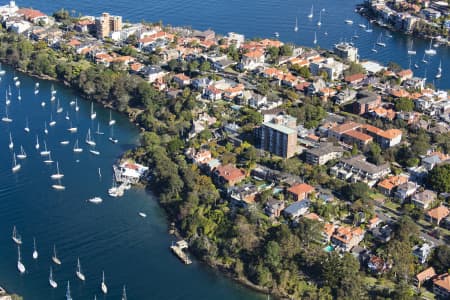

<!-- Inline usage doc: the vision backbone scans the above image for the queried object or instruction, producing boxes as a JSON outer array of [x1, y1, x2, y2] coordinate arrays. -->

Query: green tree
[[341, 182, 370, 202], [394, 97, 414, 112], [428, 164, 450, 193]]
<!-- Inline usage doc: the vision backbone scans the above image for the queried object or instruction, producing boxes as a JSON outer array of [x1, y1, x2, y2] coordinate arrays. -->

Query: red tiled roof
[[416, 267, 436, 283], [427, 206, 450, 221], [433, 273, 450, 292], [17, 8, 46, 20], [288, 183, 315, 196]]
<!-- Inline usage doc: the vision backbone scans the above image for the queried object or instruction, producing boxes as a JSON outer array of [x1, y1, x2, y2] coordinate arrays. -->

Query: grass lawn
[[383, 200, 401, 211]]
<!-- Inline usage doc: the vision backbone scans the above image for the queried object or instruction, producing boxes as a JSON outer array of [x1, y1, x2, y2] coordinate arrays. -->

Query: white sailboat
[[365, 22, 373, 33], [52, 245, 62, 265], [421, 53, 428, 64], [90, 102, 96, 120], [32, 238, 38, 259], [76, 258, 86, 281], [73, 139, 83, 153], [308, 4, 313, 18], [68, 121, 77, 133], [5, 91, 10, 106], [101, 271, 108, 294], [15, 80, 20, 87], [8, 85, 11, 96], [88, 197, 103, 204], [139, 212, 147, 218], [44, 122, 48, 135], [436, 60, 442, 79], [35, 135, 40, 150], [60, 140, 70, 145], [40, 141, 50, 156], [12, 153, 21, 172], [2, 105, 12, 122], [65, 111, 70, 120], [313, 32, 317, 45], [371, 43, 378, 53], [24, 118, 30, 132], [52, 178, 66, 190], [35, 82, 39, 88], [122, 285, 127, 300], [108, 110, 116, 126], [49, 113, 56, 127], [75, 98, 79, 112], [108, 124, 118, 144], [44, 153, 54, 164], [376, 33, 386, 47], [344, 19, 353, 24], [56, 99, 63, 113], [51, 85, 56, 95], [407, 40, 416, 55], [17, 246, 26, 274], [49, 267, 58, 288], [8, 132, 13, 149], [17, 88, 21, 101], [317, 10, 322, 26], [17, 146, 27, 159], [66, 281, 72, 300], [12, 226, 22, 245], [0, 64, 5, 76], [89, 146, 100, 156], [96, 123, 104, 135], [108, 176, 122, 197], [41, 101, 46, 107], [294, 17, 298, 32], [425, 39, 437, 56], [86, 129, 96, 146], [51, 161, 64, 180]]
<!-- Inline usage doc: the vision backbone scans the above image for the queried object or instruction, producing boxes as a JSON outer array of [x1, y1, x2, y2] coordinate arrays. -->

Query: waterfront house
[[353, 91, 382, 115], [414, 267, 436, 288], [288, 183, 315, 201], [173, 73, 191, 88], [433, 273, 450, 299], [141, 65, 167, 83], [264, 199, 285, 218], [241, 50, 265, 70], [377, 175, 409, 196], [368, 255, 389, 275], [331, 226, 365, 252], [345, 73, 366, 85], [413, 243, 433, 264], [371, 224, 393, 243], [283, 200, 310, 219], [394, 181, 418, 203], [213, 164, 246, 187], [412, 190, 437, 210], [426, 206, 450, 225], [229, 184, 259, 206], [17, 8, 49, 24]]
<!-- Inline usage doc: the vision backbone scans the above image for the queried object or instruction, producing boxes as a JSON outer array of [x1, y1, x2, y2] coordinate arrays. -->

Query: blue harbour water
[[0, 65, 262, 299], [19, 0, 450, 90], [1, 0, 450, 299]]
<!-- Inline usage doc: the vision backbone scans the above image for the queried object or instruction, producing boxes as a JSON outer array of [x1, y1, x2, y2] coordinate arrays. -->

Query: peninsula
[[1, 0, 450, 299]]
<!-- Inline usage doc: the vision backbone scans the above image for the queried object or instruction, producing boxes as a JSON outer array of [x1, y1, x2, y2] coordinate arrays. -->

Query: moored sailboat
[[73, 139, 83, 153], [17, 245, 26, 274], [52, 245, 62, 265], [12, 153, 21, 173], [76, 257, 86, 281], [12, 226, 22, 245], [101, 271, 108, 294], [17, 146, 27, 160], [32, 237, 38, 259], [90, 102, 96, 120], [49, 267, 58, 288], [51, 161, 64, 180]]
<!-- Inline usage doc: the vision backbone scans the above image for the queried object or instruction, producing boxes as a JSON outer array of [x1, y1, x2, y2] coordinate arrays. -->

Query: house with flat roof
[[331, 155, 390, 187], [258, 114, 298, 159], [412, 190, 437, 210], [283, 200, 310, 219], [304, 142, 344, 165]]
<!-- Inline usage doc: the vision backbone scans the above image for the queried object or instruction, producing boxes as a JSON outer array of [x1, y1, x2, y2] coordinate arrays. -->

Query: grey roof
[[306, 142, 344, 156], [357, 91, 379, 104], [284, 200, 310, 215], [263, 122, 296, 135], [340, 155, 390, 174]]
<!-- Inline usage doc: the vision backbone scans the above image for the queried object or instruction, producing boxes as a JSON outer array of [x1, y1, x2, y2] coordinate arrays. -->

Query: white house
[[241, 50, 265, 70]]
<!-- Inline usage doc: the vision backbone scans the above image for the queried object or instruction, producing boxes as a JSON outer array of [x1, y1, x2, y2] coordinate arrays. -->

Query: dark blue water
[[18, 0, 450, 89], [0, 66, 262, 299]]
